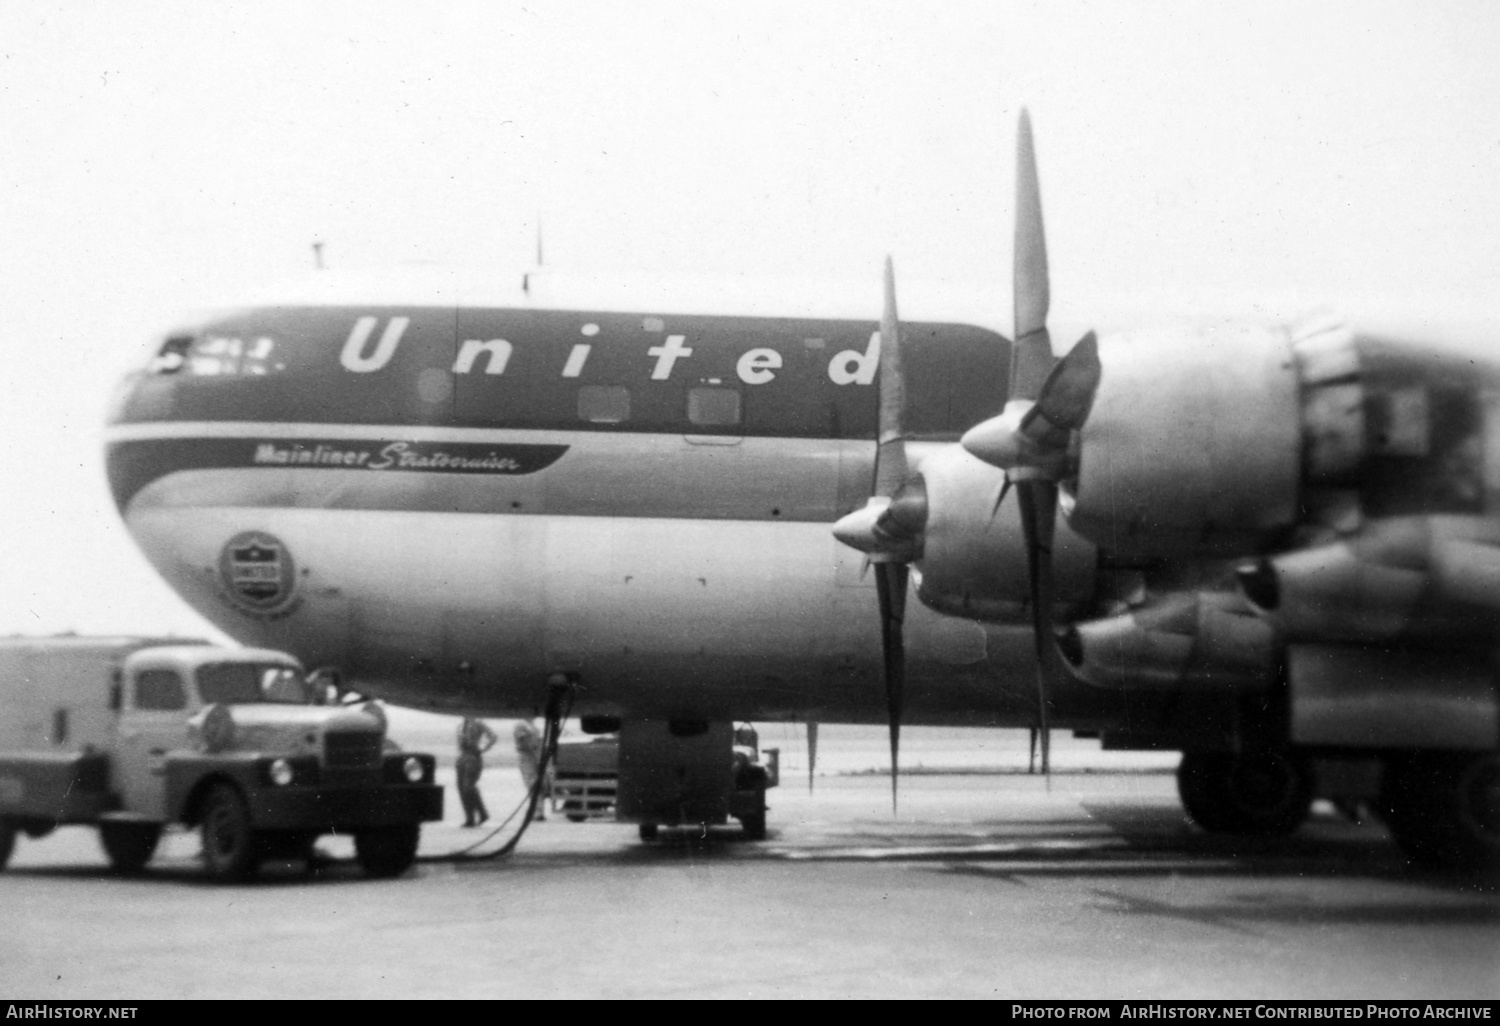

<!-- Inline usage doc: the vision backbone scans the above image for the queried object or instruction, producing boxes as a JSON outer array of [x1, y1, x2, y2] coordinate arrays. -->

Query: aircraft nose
[[105, 368, 146, 426]]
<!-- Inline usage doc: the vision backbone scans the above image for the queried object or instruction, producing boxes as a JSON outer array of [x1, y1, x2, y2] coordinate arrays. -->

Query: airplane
[[102, 112, 1500, 870]]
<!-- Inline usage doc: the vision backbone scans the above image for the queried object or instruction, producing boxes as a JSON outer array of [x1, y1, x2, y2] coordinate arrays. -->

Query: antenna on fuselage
[[522, 215, 544, 296], [312, 240, 325, 271]]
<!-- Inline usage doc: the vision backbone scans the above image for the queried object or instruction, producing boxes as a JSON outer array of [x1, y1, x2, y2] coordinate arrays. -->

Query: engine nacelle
[[1066, 317, 1362, 561], [914, 445, 1096, 621], [1060, 591, 1277, 690], [1241, 515, 1500, 643]]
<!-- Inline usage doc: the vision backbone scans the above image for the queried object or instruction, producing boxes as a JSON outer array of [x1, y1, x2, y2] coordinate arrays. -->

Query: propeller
[[831, 256, 924, 812], [833, 112, 1088, 794], [961, 113, 1102, 474], [965, 109, 1100, 776]]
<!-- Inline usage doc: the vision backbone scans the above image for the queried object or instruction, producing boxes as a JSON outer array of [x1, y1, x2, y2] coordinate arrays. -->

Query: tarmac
[[1, 733, 1496, 999]]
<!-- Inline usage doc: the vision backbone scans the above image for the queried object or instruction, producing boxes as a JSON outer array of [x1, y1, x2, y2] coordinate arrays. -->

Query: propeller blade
[[1025, 331, 1101, 435], [874, 561, 907, 813], [1017, 477, 1057, 776], [872, 257, 914, 812], [1011, 108, 1052, 402], [991, 475, 1013, 520], [874, 255, 908, 499], [1010, 111, 1056, 778]]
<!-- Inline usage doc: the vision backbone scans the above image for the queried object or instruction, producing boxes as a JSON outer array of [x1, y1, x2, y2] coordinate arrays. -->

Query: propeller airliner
[[105, 113, 1500, 869]]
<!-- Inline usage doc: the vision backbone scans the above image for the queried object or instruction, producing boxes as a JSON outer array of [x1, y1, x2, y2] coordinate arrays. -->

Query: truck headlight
[[268, 758, 295, 787], [402, 756, 425, 783]]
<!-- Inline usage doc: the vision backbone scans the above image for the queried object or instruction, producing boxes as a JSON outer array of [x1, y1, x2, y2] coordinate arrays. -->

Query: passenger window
[[688, 387, 741, 428], [578, 385, 630, 424], [134, 670, 187, 711]]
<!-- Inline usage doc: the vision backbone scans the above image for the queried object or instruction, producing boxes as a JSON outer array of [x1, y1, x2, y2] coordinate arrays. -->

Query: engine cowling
[[914, 444, 1097, 621], [1058, 591, 1277, 690], [1066, 316, 1362, 561], [1239, 514, 1500, 643]]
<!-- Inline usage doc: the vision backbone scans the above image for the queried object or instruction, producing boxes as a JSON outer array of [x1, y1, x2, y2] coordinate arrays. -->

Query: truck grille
[[324, 730, 382, 774]]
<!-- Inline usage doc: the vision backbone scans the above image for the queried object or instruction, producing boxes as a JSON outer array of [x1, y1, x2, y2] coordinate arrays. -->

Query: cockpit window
[[150, 335, 194, 374], [150, 333, 281, 377], [197, 663, 310, 705]]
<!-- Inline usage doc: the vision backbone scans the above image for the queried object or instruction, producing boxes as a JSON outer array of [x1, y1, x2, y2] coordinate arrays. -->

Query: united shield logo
[[219, 531, 296, 613]]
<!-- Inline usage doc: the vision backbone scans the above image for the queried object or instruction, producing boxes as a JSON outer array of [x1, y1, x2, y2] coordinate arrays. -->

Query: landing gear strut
[[1177, 749, 1314, 837]]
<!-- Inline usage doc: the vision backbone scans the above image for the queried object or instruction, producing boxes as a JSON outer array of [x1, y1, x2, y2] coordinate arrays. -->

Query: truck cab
[[0, 640, 443, 881]]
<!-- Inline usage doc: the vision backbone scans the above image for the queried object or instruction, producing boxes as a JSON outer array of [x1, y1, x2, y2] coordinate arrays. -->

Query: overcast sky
[[0, 0, 1496, 640]]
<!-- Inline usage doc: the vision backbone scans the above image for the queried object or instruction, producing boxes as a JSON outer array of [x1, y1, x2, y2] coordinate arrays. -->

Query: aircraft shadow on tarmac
[[912, 801, 1500, 899], [524, 800, 1500, 899], [1069, 887, 1500, 932]]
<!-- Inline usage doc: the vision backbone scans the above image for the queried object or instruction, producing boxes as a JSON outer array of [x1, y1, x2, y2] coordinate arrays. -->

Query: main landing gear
[[1177, 749, 1314, 837], [1380, 751, 1500, 872], [1179, 746, 1500, 871]]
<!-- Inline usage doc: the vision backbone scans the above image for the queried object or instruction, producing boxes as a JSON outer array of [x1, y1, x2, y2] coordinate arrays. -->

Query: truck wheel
[[200, 784, 261, 882], [99, 822, 161, 874], [354, 825, 420, 879], [738, 811, 767, 841], [0, 820, 15, 870]]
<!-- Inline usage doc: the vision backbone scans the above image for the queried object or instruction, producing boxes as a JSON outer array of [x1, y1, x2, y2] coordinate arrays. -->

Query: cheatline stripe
[[106, 420, 657, 446], [106, 419, 872, 451]]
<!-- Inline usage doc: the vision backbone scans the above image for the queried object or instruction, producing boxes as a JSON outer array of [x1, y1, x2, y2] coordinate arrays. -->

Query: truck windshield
[[196, 663, 310, 705]]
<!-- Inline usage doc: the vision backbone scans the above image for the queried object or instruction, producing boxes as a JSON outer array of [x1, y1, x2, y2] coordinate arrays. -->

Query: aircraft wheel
[[99, 822, 161, 874], [1177, 749, 1312, 837], [200, 784, 261, 882], [0, 819, 15, 870], [354, 825, 420, 879], [638, 823, 659, 842], [1382, 752, 1500, 871]]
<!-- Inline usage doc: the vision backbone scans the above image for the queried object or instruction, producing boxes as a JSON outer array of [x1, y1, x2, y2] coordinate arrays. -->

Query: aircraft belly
[[124, 495, 861, 708]]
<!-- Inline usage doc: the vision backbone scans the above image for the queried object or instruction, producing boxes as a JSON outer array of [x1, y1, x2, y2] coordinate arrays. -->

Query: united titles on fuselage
[[196, 315, 887, 386]]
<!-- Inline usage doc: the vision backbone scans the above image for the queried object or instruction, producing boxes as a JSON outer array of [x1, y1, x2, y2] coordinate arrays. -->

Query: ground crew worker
[[456, 716, 498, 827], [513, 719, 550, 821]]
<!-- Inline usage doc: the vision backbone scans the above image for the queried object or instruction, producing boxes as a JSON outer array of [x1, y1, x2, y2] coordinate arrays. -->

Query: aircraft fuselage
[[107, 283, 1149, 726]]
